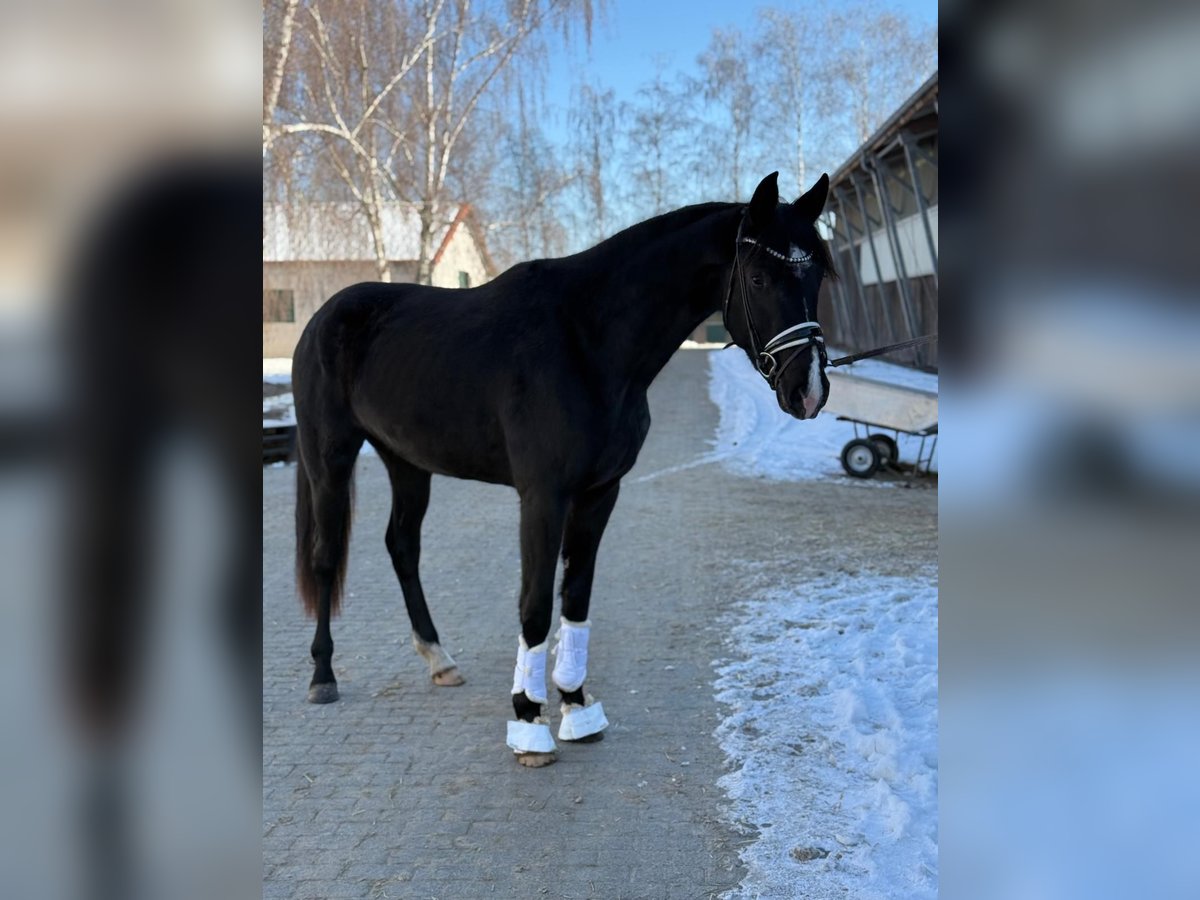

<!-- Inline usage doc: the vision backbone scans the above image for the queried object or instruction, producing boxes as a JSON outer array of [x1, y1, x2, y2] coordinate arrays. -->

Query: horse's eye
[[750, 274, 765, 288]]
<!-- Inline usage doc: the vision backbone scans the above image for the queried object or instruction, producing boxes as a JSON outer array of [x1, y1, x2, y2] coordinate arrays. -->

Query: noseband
[[722, 213, 827, 389]]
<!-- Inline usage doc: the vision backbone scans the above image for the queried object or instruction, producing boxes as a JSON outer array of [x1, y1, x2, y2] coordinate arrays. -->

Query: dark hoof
[[564, 730, 604, 743], [307, 682, 339, 704]]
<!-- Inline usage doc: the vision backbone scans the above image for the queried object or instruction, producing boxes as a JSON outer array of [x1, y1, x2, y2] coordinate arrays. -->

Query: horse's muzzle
[[778, 368, 827, 421]]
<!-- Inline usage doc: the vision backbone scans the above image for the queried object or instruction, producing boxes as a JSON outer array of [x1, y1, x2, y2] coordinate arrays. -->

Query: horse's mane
[[578, 200, 838, 279], [493, 198, 836, 282], [573, 202, 734, 262]]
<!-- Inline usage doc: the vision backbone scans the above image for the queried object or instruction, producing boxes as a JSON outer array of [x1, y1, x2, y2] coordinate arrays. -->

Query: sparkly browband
[[738, 237, 813, 266]]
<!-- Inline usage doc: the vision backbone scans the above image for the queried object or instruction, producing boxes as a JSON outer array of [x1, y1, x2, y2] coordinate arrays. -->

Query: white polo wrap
[[551, 617, 591, 692], [511, 636, 548, 704], [558, 699, 608, 741], [506, 719, 557, 754]]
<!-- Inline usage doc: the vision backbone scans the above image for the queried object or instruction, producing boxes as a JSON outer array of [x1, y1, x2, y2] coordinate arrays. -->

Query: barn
[[818, 71, 939, 370]]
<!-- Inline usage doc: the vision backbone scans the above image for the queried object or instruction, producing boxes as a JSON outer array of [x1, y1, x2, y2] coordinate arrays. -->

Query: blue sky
[[540, 0, 939, 127]]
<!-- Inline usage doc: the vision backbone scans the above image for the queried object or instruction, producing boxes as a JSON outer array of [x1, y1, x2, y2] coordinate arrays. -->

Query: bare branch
[[263, 0, 301, 150]]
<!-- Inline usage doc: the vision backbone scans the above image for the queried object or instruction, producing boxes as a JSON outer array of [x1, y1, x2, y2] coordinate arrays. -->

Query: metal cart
[[824, 371, 938, 479]]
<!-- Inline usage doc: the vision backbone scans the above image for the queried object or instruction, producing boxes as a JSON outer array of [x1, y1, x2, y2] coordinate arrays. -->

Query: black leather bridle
[[722, 213, 828, 390], [722, 211, 938, 379]]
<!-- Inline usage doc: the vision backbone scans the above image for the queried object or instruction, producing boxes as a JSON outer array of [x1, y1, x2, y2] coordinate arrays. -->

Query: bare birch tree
[[753, 7, 824, 200], [268, 0, 441, 281], [263, 0, 301, 155], [625, 59, 690, 218], [268, 0, 597, 284], [826, 2, 937, 145], [569, 82, 619, 243], [384, 0, 597, 283], [695, 27, 757, 201], [481, 83, 575, 266]]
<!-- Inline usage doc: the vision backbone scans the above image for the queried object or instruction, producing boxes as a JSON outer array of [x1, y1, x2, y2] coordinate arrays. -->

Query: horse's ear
[[748, 172, 779, 228], [794, 173, 830, 221]]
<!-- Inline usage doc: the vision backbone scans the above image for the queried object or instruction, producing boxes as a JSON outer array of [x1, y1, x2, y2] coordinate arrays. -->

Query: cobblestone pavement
[[263, 350, 937, 899]]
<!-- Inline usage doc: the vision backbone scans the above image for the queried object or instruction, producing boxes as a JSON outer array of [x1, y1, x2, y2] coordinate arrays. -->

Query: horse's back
[[293, 279, 537, 483]]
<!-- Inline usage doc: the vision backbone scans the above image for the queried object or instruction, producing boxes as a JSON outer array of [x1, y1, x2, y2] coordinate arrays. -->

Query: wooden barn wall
[[820, 268, 938, 370]]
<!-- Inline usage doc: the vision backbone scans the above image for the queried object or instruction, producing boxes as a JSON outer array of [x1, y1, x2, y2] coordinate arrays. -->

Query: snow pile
[[714, 572, 938, 899], [708, 349, 937, 481], [263, 358, 292, 384], [262, 391, 295, 426], [263, 359, 296, 426]]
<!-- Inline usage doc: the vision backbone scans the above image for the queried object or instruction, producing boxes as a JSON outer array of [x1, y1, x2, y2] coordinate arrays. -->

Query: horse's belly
[[363, 409, 514, 485], [406, 443, 513, 485]]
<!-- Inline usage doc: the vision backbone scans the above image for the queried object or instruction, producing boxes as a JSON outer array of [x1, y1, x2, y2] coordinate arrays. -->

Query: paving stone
[[264, 350, 937, 899]]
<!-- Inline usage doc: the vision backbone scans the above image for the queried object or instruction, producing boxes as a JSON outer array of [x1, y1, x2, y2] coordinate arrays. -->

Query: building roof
[[263, 201, 470, 264], [828, 70, 938, 189]]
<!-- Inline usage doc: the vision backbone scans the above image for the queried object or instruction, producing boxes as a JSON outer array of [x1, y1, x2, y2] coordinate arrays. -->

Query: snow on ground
[[262, 391, 295, 426], [714, 571, 939, 900], [707, 348, 938, 898], [263, 357, 292, 384], [709, 349, 937, 482]]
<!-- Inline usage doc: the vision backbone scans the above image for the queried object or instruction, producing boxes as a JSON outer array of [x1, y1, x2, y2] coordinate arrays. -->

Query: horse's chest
[[591, 397, 650, 483]]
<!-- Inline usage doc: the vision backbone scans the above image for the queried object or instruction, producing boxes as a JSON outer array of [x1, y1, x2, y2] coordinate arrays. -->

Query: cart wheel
[[841, 438, 880, 478], [868, 433, 899, 469]]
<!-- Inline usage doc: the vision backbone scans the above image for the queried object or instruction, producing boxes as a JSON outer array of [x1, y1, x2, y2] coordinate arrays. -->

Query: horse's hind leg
[[296, 427, 362, 704], [380, 453, 464, 686], [554, 481, 620, 742]]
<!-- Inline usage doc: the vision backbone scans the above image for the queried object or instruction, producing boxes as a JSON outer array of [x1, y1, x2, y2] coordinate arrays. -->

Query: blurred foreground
[[942, 1, 1200, 898], [0, 2, 259, 899]]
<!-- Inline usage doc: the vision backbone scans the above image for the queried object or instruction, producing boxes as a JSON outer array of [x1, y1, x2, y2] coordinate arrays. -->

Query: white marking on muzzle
[[803, 348, 824, 418]]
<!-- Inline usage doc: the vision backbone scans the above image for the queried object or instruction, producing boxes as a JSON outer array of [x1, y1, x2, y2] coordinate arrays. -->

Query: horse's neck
[[586, 206, 740, 388]]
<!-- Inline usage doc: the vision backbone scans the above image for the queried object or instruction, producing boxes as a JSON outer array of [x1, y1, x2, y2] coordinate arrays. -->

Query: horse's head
[[725, 171, 835, 420]]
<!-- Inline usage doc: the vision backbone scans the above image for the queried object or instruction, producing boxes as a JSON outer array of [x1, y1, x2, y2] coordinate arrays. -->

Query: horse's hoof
[[431, 666, 465, 686], [567, 730, 604, 743], [506, 717, 556, 764], [307, 683, 339, 704], [515, 751, 557, 768]]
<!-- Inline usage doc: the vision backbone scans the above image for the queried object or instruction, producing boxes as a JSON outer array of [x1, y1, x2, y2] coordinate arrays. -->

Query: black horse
[[293, 172, 833, 765]]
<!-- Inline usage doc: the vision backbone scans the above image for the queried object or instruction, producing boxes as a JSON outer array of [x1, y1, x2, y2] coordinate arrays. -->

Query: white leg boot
[[507, 636, 556, 765], [552, 618, 608, 741]]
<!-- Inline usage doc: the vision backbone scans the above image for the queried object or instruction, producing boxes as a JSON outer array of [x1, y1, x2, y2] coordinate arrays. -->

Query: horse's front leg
[[507, 490, 568, 767], [553, 481, 620, 743]]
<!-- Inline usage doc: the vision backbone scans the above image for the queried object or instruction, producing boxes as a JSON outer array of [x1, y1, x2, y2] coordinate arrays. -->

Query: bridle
[[722, 212, 827, 390], [721, 210, 939, 381]]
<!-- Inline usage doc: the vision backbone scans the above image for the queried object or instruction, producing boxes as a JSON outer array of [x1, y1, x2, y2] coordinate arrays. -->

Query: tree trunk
[[365, 206, 392, 283], [416, 201, 435, 286]]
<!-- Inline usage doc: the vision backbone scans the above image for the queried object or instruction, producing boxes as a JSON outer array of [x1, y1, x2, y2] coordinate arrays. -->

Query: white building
[[263, 202, 495, 358]]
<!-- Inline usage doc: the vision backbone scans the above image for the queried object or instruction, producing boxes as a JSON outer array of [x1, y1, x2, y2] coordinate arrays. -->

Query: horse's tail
[[294, 445, 319, 617], [294, 418, 357, 620]]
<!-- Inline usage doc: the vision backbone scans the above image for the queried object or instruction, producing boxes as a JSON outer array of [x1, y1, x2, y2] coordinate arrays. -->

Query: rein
[[825, 333, 938, 368], [723, 211, 937, 380]]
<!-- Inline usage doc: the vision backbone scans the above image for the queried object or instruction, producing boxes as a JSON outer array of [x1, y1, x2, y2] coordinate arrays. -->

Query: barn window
[[263, 289, 295, 322], [458, 271, 471, 288]]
